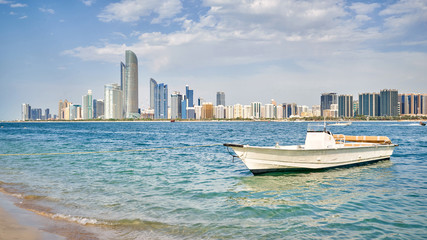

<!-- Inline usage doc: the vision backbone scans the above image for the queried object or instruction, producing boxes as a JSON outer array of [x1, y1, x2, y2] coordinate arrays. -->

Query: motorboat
[[224, 124, 397, 174], [420, 121, 426, 126], [328, 121, 351, 126]]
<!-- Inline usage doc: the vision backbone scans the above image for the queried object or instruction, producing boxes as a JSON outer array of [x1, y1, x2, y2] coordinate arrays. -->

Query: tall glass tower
[[124, 50, 139, 118], [82, 90, 93, 119], [154, 83, 168, 119], [216, 92, 225, 106], [150, 78, 157, 109], [104, 83, 123, 119]]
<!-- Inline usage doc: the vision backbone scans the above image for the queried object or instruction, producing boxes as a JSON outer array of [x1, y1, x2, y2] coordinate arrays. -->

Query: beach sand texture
[[0, 206, 41, 240]]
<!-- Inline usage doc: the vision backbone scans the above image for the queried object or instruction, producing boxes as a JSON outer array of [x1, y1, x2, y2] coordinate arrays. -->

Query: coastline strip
[[0, 143, 222, 156]]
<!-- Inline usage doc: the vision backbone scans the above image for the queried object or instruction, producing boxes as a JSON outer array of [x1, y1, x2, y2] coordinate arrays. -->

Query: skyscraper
[[82, 90, 93, 119], [216, 92, 225, 106], [320, 93, 337, 116], [122, 50, 139, 118], [380, 89, 398, 117], [154, 83, 168, 119], [170, 91, 182, 119], [359, 93, 380, 117], [251, 102, 261, 119], [104, 83, 123, 119], [21, 103, 31, 121], [338, 95, 354, 118], [150, 78, 157, 109], [44, 108, 50, 120], [186, 85, 194, 108]]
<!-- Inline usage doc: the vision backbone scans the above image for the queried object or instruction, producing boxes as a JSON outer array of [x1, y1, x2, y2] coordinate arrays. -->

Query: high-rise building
[[225, 106, 233, 119], [44, 108, 50, 120], [122, 50, 139, 118], [70, 104, 81, 120], [265, 104, 275, 119], [181, 98, 188, 119], [338, 95, 354, 118], [194, 106, 202, 120], [353, 101, 359, 116], [251, 102, 261, 119], [233, 104, 243, 119], [21, 103, 31, 121], [104, 83, 123, 119], [93, 99, 97, 119], [150, 78, 157, 109], [320, 93, 337, 116], [201, 102, 214, 119], [380, 89, 398, 117], [93, 99, 104, 119], [82, 90, 93, 119], [399, 93, 426, 115], [186, 85, 194, 108], [284, 103, 298, 118], [170, 91, 182, 119], [359, 93, 380, 117], [154, 83, 168, 119], [31, 108, 42, 120], [216, 92, 225, 106], [198, 97, 205, 106]]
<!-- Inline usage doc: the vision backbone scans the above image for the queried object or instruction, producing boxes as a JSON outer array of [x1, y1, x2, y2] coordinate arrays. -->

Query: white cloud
[[39, 7, 55, 14], [98, 0, 182, 23], [10, 3, 27, 7], [65, 0, 427, 104], [0, 0, 11, 4], [112, 32, 127, 39], [81, 0, 95, 6], [19, 15, 27, 19], [349, 2, 380, 15], [9, 11, 15, 15]]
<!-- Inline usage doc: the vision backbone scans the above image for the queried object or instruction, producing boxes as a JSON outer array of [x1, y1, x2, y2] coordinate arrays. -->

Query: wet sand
[[0, 205, 42, 240]]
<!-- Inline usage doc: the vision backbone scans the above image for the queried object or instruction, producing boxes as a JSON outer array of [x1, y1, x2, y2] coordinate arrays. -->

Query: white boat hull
[[227, 144, 396, 174]]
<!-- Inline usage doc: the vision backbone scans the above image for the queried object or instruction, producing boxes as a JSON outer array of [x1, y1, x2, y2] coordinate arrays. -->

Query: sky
[[0, 0, 426, 120]]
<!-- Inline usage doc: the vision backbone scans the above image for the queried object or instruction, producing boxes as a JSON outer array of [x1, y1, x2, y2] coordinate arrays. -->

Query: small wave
[[52, 213, 99, 225]]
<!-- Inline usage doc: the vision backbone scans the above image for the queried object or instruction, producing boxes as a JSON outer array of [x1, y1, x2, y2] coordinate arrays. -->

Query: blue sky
[[1, 0, 426, 120]]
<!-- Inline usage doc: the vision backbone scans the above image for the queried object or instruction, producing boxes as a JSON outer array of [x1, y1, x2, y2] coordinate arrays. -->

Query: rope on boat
[[0, 143, 223, 157]]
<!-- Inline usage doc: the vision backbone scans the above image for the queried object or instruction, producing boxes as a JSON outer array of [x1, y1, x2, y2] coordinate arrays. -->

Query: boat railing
[[307, 123, 325, 132]]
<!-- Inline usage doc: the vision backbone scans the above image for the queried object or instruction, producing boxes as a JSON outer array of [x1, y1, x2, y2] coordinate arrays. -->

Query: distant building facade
[[380, 89, 398, 117], [320, 93, 337, 117], [122, 50, 139, 118], [153, 82, 168, 119], [400, 93, 427, 115], [21, 103, 31, 121], [359, 93, 380, 117], [216, 92, 225, 106], [82, 90, 93, 119], [338, 95, 354, 118], [170, 92, 182, 119], [104, 83, 123, 119]]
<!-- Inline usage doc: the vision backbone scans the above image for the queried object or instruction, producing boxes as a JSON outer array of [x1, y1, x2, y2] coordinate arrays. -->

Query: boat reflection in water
[[230, 160, 394, 208], [224, 124, 397, 174]]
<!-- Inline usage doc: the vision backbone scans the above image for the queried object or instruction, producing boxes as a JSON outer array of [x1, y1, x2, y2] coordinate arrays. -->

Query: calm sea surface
[[0, 122, 426, 239]]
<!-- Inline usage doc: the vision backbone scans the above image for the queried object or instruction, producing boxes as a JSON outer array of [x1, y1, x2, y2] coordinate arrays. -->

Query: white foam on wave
[[52, 213, 99, 225]]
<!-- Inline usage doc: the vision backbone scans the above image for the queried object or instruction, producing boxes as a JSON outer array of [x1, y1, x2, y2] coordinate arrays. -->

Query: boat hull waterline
[[225, 143, 396, 174]]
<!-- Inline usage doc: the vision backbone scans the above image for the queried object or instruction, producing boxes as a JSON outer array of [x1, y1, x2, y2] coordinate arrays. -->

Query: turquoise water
[[0, 122, 426, 239]]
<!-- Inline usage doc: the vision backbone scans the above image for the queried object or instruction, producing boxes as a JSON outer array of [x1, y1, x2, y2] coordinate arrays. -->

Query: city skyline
[[1, 0, 427, 120]]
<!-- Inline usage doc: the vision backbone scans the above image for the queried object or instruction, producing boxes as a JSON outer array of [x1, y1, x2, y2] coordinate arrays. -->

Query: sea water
[[0, 122, 426, 239]]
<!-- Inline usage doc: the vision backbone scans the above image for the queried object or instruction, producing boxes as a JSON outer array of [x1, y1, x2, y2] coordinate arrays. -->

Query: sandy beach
[[0, 205, 42, 240]]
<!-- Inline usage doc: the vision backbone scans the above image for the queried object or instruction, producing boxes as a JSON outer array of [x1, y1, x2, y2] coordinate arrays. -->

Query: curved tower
[[125, 50, 139, 118]]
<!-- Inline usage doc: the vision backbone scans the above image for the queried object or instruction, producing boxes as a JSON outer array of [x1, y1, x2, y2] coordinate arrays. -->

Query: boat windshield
[[307, 123, 325, 132]]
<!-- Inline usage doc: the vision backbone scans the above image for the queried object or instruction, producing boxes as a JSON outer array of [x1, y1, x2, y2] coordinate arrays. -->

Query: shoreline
[[0, 190, 118, 240], [2, 119, 426, 123], [0, 192, 62, 240]]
